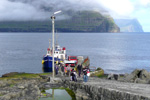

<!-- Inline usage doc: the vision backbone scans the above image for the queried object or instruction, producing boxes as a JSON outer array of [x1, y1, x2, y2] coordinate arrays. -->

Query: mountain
[[55, 11, 120, 32], [114, 19, 144, 32], [0, 11, 120, 32]]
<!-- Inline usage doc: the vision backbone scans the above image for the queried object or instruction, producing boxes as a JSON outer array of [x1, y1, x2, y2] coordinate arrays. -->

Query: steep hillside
[[56, 11, 120, 32], [114, 19, 143, 32], [0, 11, 120, 32]]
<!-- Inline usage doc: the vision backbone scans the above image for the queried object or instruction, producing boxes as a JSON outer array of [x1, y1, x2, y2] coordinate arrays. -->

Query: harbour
[[0, 0, 150, 100], [1, 32, 150, 76]]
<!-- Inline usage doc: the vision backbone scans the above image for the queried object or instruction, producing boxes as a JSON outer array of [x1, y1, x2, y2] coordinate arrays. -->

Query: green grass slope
[[0, 11, 120, 32]]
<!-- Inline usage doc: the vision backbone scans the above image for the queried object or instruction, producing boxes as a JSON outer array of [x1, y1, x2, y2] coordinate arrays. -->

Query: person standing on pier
[[83, 68, 88, 82], [61, 63, 65, 76], [66, 64, 71, 77], [55, 64, 59, 75], [71, 69, 77, 82], [77, 64, 82, 77]]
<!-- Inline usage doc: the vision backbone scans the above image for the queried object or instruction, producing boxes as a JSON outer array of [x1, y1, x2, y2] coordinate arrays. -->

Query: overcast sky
[[0, 0, 150, 32]]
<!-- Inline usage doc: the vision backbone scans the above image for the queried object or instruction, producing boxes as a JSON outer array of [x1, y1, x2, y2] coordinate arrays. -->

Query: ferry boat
[[42, 41, 66, 72]]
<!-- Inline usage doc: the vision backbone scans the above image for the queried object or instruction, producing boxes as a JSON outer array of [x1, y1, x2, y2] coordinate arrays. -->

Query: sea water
[[0, 32, 150, 76]]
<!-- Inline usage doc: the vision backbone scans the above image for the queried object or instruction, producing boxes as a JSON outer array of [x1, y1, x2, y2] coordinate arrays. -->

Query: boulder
[[138, 69, 150, 80], [107, 74, 114, 80], [124, 73, 137, 82], [114, 74, 119, 80], [131, 69, 140, 76], [124, 69, 141, 82], [123, 69, 150, 83], [107, 74, 119, 80], [134, 78, 148, 84]]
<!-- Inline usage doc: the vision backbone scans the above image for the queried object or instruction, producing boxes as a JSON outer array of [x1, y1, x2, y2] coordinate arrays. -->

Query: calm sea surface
[[0, 32, 150, 76]]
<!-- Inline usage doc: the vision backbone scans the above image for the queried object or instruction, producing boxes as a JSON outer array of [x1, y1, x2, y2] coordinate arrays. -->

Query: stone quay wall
[[1, 72, 150, 100], [62, 77, 150, 100]]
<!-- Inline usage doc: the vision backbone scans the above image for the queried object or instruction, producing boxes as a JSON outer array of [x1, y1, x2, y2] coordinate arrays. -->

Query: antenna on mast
[[49, 39, 51, 49], [56, 30, 58, 46]]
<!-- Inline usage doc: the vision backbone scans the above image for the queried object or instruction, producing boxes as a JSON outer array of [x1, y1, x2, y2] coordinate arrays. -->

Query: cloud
[[0, 0, 107, 21], [0, 0, 149, 21], [96, 0, 134, 18], [0, 0, 49, 21], [139, 0, 150, 6]]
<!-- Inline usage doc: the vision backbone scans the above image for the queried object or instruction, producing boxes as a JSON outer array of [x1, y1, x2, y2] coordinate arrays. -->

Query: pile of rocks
[[122, 69, 150, 84], [0, 73, 51, 100], [0, 79, 41, 100]]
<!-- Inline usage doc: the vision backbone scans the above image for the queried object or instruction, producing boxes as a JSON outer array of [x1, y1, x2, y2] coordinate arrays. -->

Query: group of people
[[55, 63, 90, 83]]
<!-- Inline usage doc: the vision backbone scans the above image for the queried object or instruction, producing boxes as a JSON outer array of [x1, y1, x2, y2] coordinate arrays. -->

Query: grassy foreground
[[0, 72, 51, 80]]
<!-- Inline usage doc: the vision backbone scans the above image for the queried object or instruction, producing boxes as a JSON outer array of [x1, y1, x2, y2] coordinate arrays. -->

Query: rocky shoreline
[[0, 69, 150, 100], [107, 69, 150, 84], [0, 72, 75, 100], [0, 72, 50, 100]]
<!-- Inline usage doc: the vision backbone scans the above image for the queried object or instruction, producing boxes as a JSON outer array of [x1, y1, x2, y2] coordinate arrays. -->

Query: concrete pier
[[62, 77, 150, 100], [1, 72, 150, 100]]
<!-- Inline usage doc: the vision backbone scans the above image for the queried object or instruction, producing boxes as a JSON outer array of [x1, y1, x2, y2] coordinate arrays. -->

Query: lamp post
[[51, 10, 61, 79], [51, 16, 55, 79]]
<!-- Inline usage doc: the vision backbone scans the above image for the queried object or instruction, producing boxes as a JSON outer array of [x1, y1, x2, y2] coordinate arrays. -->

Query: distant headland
[[0, 11, 120, 33], [0, 10, 144, 33]]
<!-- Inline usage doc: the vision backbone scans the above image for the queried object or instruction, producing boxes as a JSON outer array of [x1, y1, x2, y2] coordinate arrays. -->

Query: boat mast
[[49, 39, 51, 55], [56, 30, 58, 46], [49, 39, 51, 49]]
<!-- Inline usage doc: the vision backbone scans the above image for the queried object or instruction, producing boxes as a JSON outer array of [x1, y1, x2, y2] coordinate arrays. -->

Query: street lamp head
[[51, 16, 55, 19], [54, 10, 62, 15], [51, 10, 61, 19]]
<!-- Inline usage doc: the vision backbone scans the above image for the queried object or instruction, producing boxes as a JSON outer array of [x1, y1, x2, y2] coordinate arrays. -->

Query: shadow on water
[[39, 88, 76, 100]]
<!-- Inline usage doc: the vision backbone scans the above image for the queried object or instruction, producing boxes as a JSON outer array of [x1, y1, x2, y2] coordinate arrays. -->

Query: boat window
[[70, 57, 77, 59]]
